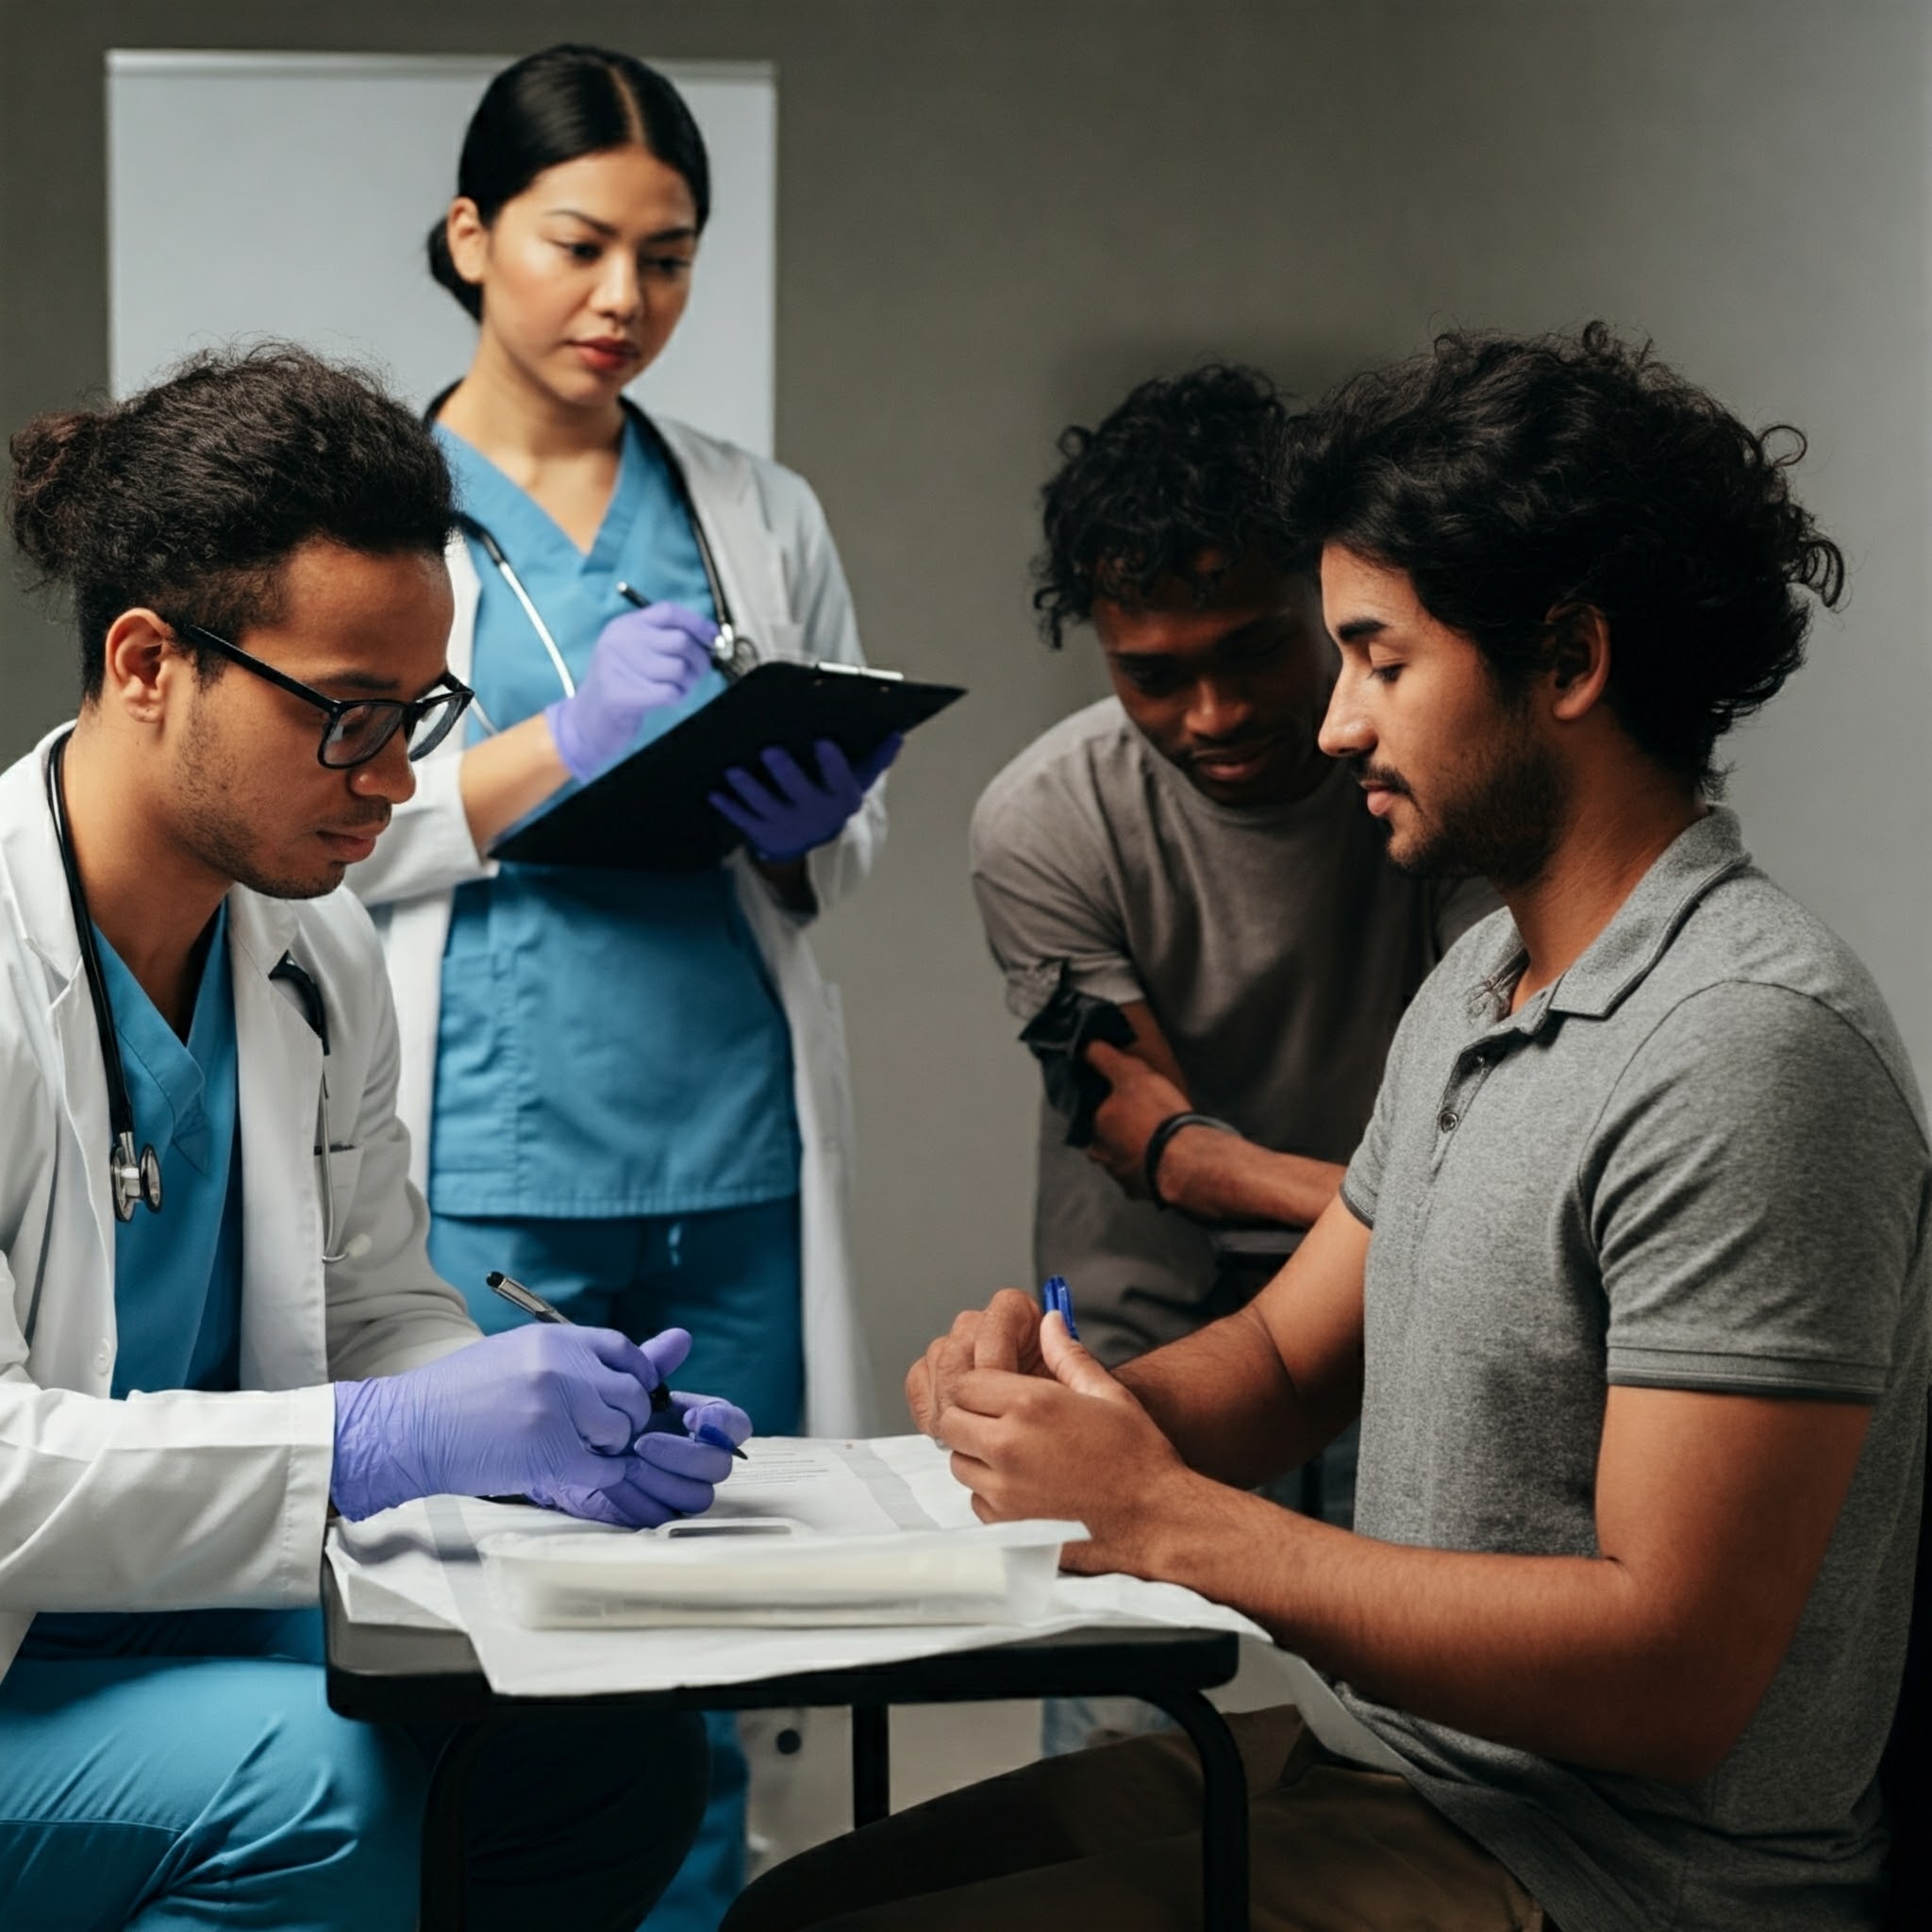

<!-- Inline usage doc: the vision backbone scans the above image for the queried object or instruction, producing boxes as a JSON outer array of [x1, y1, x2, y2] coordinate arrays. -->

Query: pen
[[614, 579, 744, 681], [484, 1270, 746, 1457], [1040, 1274, 1079, 1341]]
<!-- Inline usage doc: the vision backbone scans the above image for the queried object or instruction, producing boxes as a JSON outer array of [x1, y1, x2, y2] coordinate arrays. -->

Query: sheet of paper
[[327, 1435, 1273, 1697], [695, 1440, 909, 1536]]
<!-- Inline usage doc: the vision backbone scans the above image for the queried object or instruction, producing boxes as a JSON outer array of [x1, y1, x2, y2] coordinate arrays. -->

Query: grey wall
[[5, 1, 1927, 1403]]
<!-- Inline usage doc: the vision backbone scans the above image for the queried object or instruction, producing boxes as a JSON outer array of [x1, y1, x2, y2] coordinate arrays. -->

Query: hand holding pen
[[615, 580, 749, 682], [905, 1278, 1079, 1441], [544, 602, 717, 784], [486, 1272, 749, 1461], [1040, 1274, 1080, 1340], [330, 1320, 709, 1525]]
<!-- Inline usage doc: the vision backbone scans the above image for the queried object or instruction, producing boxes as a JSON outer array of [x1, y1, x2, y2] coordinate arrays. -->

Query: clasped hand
[[332, 1324, 752, 1529], [906, 1290, 1189, 1575]]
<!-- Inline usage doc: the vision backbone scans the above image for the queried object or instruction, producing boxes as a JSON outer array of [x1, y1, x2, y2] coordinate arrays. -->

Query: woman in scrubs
[[347, 43, 893, 1929]]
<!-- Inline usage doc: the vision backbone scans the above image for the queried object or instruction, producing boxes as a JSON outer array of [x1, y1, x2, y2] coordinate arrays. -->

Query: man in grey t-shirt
[[734, 327, 1926, 1932], [972, 366, 1485, 1372]]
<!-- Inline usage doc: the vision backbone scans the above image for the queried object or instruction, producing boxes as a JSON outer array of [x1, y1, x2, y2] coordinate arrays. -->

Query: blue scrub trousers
[[430, 1196, 805, 1932], [0, 1607, 707, 1931]]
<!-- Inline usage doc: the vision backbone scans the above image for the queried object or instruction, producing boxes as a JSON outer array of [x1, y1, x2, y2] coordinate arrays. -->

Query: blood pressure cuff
[[1019, 972, 1136, 1148]]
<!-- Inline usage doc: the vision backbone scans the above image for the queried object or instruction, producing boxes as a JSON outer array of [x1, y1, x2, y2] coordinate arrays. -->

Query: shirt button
[[1438, 1108, 1459, 1134], [94, 1342, 110, 1372]]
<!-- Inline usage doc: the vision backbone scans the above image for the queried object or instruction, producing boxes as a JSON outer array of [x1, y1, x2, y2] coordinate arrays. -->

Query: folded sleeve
[[1588, 983, 1927, 1399], [968, 764, 1141, 1024], [1340, 1010, 1418, 1231]]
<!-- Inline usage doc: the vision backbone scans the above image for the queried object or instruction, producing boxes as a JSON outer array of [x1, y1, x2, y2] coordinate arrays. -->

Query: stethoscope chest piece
[[45, 733, 167, 1225], [111, 1131, 163, 1222]]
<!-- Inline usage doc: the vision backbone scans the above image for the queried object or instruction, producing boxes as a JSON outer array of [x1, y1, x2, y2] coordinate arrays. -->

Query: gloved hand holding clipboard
[[492, 637, 964, 874]]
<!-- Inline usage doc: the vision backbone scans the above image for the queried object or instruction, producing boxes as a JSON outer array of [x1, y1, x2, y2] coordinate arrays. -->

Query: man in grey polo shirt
[[730, 325, 1927, 1932]]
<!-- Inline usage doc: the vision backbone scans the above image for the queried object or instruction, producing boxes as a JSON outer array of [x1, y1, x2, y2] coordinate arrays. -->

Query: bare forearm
[[1158, 1126, 1344, 1228], [1139, 1480, 1719, 1780], [458, 716, 569, 848], [1122, 1197, 1367, 1485], [1117, 1306, 1341, 1488]]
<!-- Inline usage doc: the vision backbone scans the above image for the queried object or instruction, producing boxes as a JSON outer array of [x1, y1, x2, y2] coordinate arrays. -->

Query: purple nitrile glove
[[665, 1392, 755, 1456], [525, 1327, 754, 1529], [330, 1324, 662, 1523], [708, 734, 903, 861], [545, 601, 718, 783]]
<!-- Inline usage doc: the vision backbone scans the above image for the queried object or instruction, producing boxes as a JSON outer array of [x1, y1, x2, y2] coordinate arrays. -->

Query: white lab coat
[[348, 415, 881, 1437], [0, 730, 481, 1690]]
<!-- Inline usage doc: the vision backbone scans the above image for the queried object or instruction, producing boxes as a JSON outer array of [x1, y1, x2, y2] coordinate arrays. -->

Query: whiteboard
[[107, 51, 775, 457]]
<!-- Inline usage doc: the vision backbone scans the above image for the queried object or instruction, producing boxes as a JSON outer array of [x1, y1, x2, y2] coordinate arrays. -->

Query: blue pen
[[486, 1270, 747, 1459], [1040, 1274, 1080, 1340]]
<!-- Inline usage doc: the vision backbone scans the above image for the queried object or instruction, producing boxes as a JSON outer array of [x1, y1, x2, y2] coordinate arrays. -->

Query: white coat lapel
[[443, 530, 480, 687], [228, 891, 329, 1391], [42, 968, 116, 1369], [654, 417, 789, 641], [2, 735, 117, 1353]]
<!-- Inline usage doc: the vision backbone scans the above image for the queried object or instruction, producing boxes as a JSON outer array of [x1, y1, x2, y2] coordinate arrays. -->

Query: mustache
[[327, 810, 391, 836], [1353, 758, 1410, 795]]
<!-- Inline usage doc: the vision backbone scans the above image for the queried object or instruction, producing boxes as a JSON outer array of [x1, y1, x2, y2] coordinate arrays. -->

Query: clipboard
[[491, 658, 965, 874]]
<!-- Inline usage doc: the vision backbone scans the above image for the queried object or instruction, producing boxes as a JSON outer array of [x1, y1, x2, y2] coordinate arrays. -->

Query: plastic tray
[[478, 1518, 1088, 1629]]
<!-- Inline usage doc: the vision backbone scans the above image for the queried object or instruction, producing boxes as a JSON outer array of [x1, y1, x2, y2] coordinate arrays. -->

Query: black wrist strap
[[1144, 1110, 1238, 1210]]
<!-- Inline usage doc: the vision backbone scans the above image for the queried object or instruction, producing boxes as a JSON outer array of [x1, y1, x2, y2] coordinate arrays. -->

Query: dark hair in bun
[[428, 44, 710, 321]]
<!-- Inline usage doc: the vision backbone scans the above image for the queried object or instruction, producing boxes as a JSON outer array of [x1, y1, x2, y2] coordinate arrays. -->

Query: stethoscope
[[43, 731, 357, 1262], [425, 389, 758, 729]]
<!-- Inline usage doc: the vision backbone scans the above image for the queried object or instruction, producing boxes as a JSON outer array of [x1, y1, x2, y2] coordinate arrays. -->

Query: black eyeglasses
[[182, 625, 475, 770]]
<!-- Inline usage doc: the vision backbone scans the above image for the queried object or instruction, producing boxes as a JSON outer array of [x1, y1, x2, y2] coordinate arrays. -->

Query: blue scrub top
[[24, 908, 242, 1659], [103, 906, 243, 1395], [429, 420, 800, 1220]]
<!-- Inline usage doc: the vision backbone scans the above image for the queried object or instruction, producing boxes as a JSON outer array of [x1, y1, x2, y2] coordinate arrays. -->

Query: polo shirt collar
[[1460, 807, 1752, 1031]]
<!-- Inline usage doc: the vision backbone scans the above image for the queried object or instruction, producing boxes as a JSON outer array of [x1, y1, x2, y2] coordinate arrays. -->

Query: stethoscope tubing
[[458, 517, 578, 699]]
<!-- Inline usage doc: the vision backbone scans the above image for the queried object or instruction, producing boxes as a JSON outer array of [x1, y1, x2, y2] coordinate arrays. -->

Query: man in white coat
[[0, 345, 748, 1931]]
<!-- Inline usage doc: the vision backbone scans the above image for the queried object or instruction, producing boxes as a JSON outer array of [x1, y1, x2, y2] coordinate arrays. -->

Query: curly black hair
[[8, 343, 454, 698], [1277, 323, 1844, 791], [1032, 364, 1307, 648]]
